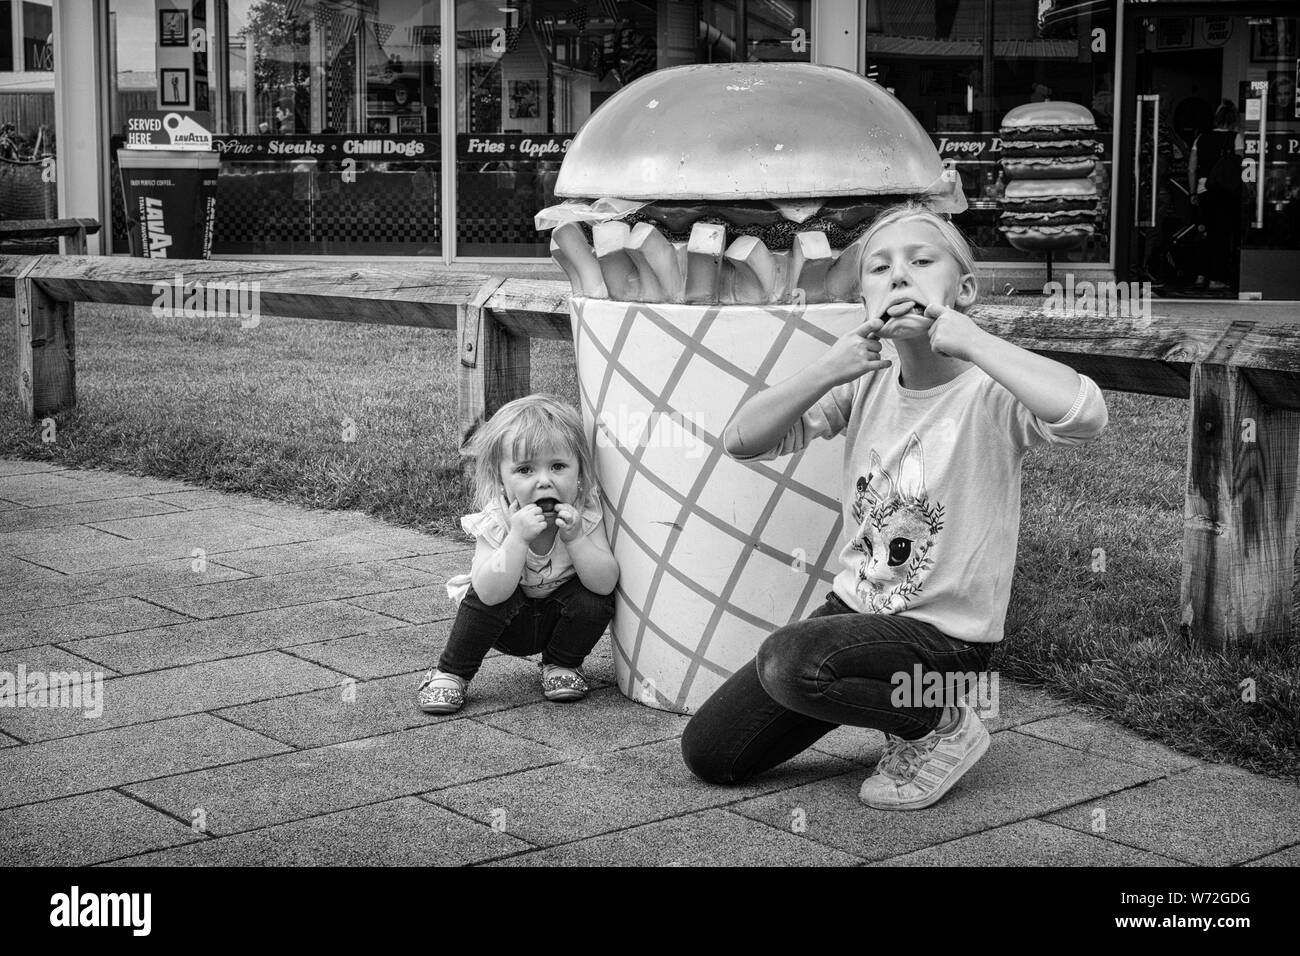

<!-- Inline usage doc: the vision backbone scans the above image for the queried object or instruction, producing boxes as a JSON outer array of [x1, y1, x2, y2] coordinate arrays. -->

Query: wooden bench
[[0, 218, 101, 262], [1, 252, 1296, 655]]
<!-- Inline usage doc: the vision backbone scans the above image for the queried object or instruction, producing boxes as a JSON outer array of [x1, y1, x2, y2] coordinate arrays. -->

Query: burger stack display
[[997, 101, 1102, 253], [535, 63, 966, 714]]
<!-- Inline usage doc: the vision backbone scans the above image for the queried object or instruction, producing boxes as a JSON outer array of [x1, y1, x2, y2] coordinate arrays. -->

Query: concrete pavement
[[1, 459, 1297, 867]]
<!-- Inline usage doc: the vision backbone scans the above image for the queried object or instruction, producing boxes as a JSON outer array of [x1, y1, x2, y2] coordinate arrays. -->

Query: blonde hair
[[857, 202, 979, 303], [468, 394, 600, 513]]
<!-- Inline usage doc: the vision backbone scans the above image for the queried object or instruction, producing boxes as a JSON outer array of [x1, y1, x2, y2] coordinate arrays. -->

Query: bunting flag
[[283, 0, 306, 19], [312, 3, 332, 28], [599, 0, 621, 23], [538, 14, 556, 48], [566, 3, 589, 34], [374, 21, 394, 46]]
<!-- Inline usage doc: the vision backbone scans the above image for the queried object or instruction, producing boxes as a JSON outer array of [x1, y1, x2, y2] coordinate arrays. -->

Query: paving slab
[[287, 619, 453, 679], [811, 726, 887, 765], [980, 680, 1080, 733], [0, 652, 344, 742], [0, 730, 19, 746], [0, 461, 68, 477], [477, 686, 689, 757], [0, 553, 66, 587], [1245, 844, 1300, 866], [0, 560, 252, 616], [344, 583, 458, 625], [1044, 763, 1300, 865], [0, 789, 201, 866], [872, 819, 1185, 866], [216, 656, 545, 749], [392, 551, 474, 578], [0, 713, 290, 809], [210, 535, 420, 576], [0, 597, 192, 653], [424, 736, 856, 848], [352, 527, 467, 556], [122, 720, 567, 835], [0, 644, 121, 678], [223, 509, 390, 540], [0, 496, 184, 534], [488, 807, 866, 867], [106, 796, 532, 866], [87, 509, 287, 541], [62, 601, 395, 674], [0, 472, 164, 506], [143, 488, 296, 512], [138, 561, 435, 619], [728, 731, 1161, 862], [22, 525, 309, 574], [1014, 712, 1202, 773], [0, 525, 125, 556], [60, 469, 190, 495]]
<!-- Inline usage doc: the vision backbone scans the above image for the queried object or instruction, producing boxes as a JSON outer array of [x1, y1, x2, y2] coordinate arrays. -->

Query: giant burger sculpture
[[536, 62, 966, 714]]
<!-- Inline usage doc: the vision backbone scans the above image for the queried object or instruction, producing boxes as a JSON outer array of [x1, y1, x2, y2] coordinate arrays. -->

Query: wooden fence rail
[[2, 252, 1297, 656]]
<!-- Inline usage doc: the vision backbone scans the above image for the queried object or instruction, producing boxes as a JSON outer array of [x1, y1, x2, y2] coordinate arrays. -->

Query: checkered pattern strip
[[570, 297, 862, 713]]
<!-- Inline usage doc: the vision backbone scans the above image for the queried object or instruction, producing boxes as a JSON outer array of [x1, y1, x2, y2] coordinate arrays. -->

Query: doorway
[[1120, 7, 1300, 300]]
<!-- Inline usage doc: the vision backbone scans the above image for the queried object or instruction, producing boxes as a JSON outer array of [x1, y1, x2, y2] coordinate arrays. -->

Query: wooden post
[[15, 257, 77, 421], [457, 276, 527, 456], [1181, 363, 1299, 652]]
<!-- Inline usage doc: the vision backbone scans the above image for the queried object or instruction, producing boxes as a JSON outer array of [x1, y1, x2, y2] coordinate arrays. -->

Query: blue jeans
[[438, 575, 615, 682], [681, 591, 994, 785]]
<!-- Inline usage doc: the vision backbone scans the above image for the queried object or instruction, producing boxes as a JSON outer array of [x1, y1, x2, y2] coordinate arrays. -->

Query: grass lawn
[[2, 300, 1296, 779]]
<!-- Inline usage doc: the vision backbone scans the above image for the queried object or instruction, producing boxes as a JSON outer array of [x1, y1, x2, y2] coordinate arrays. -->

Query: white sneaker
[[859, 705, 990, 810]]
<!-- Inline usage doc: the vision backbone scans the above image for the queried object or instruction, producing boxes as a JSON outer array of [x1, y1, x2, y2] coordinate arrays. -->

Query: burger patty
[[1000, 139, 1102, 158], [999, 210, 1098, 227], [582, 211, 880, 251], [1001, 157, 1098, 179], [1000, 124, 1099, 141], [1000, 196, 1098, 213]]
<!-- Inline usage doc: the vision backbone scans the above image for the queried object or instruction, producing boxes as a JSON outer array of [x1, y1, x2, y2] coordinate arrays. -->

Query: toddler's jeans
[[438, 576, 615, 682]]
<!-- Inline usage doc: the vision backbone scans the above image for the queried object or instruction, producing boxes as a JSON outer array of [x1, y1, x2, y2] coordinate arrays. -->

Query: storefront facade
[[4, 1, 1298, 297]]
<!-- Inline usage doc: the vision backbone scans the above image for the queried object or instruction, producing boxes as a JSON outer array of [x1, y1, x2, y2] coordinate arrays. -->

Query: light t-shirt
[[444, 499, 607, 604], [732, 337, 1109, 643]]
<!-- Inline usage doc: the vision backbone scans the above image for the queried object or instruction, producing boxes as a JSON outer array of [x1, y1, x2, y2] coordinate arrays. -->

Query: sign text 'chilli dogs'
[[211, 135, 437, 159]]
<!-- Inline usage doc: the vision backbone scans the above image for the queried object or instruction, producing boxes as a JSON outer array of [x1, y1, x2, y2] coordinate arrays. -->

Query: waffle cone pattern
[[570, 296, 864, 714]]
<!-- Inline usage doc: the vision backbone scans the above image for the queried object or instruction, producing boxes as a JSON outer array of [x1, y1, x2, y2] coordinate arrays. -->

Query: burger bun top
[[555, 63, 964, 211]]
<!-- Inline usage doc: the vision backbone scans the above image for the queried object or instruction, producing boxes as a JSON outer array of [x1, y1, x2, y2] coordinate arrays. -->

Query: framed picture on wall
[[160, 10, 189, 46], [1266, 70, 1296, 116], [1250, 18, 1297, 62], [1155, 18, 1192, 50], [160, 68, 190, 106], [396, 114, 424, 133], [508, 80, 540, 118]]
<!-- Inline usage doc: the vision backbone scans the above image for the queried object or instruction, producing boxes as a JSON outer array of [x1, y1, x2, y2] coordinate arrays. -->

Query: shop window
[[109, 0, 443, 256], [864, 0, 1116, 264], [1, 3, 13, 73], [456, 0, 806, 257], [22, 0, 52, 71]]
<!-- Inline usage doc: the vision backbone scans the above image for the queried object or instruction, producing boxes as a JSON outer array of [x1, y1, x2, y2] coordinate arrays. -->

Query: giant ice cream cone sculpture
[[537, 63, 966, 714]]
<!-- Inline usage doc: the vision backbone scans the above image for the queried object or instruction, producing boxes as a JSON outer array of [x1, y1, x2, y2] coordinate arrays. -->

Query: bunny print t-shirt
[[732, 338, 1108, 644], [444, 499, 607, 604]]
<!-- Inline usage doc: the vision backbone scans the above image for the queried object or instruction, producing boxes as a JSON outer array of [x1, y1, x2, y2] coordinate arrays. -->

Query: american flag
[[283, 0, 306, 19], [374, 21, 394, 46], [599, 0, 621, 23], [313, 4, 332, 28]]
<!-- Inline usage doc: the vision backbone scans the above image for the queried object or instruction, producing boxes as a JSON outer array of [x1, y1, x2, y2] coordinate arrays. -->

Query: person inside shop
[[1188, 100, 1244, 294], [274, 98, 297, 134]]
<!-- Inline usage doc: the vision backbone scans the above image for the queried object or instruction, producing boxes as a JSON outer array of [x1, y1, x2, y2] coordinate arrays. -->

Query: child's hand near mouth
[[876, 298, 988, 364]]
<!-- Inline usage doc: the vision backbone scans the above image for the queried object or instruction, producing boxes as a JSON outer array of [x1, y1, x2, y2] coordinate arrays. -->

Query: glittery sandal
[[540, 663, 589, 702], [416, 669, 467, 714]]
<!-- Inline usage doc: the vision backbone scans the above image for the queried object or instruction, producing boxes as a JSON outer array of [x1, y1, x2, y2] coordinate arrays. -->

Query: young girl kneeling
[[681, 203, 1109, 810], [418, 395, 618, 715]]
